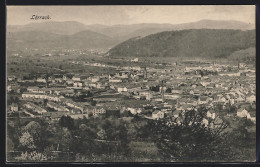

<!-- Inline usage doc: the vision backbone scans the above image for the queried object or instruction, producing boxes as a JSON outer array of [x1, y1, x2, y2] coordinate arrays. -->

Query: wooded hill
[[108, 29, 255, 59]]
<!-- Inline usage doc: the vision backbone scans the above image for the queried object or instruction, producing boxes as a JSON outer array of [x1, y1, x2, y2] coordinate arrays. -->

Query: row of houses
[[24, 102, 47, 114], [22, 92, 61, 102]]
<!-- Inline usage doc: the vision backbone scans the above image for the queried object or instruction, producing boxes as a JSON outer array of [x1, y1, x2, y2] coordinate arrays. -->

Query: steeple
[[143, 66, 147, 79]]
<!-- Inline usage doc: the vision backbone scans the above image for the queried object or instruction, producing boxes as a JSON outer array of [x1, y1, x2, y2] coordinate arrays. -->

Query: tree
[[118, 124, 130, 155], [59, 116, 75, 130], [17, 151, 47, 161], [21, 121, 51, 152], [7, 136, 14, 152], [19, 131, 36, 150], [97, 129, 107, 140], [91, 100, 97, 106], [43, 99, 48, 106], [149, 109, 232, 161]]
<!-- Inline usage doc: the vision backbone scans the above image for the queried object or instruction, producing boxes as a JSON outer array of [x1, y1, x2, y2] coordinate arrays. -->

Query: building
[[10, 103, 19, 112], [207, 110, 216, 119], [117, 87, 127, 93], [131, 58, 139, 62], [152, 110, 164, 119], [24, 102, 47, 114], [47, 101, 70, 112], [43, 112, 68, 120], [246, 94, 256, 103], [198, 96, 209, 104], [237, 109, 250, 118], [36, 78, 47, 83], [27, 87, 45, 93]]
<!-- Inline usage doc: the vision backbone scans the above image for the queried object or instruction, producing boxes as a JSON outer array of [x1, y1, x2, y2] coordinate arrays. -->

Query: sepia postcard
[[6, 5, 256, 162]]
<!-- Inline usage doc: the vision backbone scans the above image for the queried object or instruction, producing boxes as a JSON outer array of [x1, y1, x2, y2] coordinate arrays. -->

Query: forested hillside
[[108, 29, 255, 59]]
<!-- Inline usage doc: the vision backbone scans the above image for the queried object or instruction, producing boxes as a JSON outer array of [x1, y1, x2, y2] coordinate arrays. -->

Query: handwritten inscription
[[30, 15, 51, 20]]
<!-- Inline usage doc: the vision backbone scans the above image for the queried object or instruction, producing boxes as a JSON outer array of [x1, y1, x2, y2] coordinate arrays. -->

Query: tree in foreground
[[150, 108, 234, 161]]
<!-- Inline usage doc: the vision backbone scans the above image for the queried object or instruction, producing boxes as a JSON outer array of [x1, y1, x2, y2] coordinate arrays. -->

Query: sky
[[7, 5, 255, 26]]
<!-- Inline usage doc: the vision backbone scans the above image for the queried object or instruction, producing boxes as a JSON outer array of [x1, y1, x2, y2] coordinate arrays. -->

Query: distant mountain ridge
[[7, 19, 254, 36], [108, 29, 255, 59], [7, 30, 120, 49], [6, 20, 255, 50], [7, 21, 88, 35]]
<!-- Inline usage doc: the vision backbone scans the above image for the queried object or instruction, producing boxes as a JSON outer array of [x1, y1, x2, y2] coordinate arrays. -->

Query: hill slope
[[108, 29, 255, 59], [6, 30, 119, 49]]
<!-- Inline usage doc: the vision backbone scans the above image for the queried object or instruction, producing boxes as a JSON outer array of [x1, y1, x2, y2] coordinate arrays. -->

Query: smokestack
[[161, 80, 165, 102]]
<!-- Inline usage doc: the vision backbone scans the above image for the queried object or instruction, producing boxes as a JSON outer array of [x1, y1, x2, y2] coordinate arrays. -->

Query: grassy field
[[129, 141, 159, 162]]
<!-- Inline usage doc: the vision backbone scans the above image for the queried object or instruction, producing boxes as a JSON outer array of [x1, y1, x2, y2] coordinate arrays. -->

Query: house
[[73, 81, 83, 88], [47, 101, 69, 112], [45, 95, 61, 102], [127, 107, 142, 115], [248, 112, 256, 123], [72, 75, 81, 81], [54, 78, 63, 83], [10, 103, 19, 112], [185, 66, 202, 72], [171, 89, 183, 94], [220, 72, 241, 77], [63, 75, 68, 81], [66, 79, 74, 85], [36, 77, 46, 83], [75, 75, 88, 81], [209, 117, 224, 128], [7, 85, 12, 92], [93, 76, 101, 82], [43, 112, 68, 120], [115, 71, 129, 79], [27, 87, 45, 93], [182, 104, 193, 111], [139, 91, 153, 100], [152, 110, 164, 119], [22, 92, 60, 102], [177, 98, 188, 105], [60, 89, 74, 97], [200, 81, 210, 87], [127, 86, 142, 95], [207, 83, 215, 89], [92, 107, 106, 116], [24, 102, 47, 114], [207, 110, 216, 119], [7, 76, 16, 82], [70, 114, 89, 119], [198, 96, 209, 104], [117, 87, 127, 93], [173, 109, 183, 118], [190, 89, 200, 96], [109, 78, 122, 83], [235, 95, 246, 103], [237, 109, 250, 118], [22, 92, 46, 99], [238, 63, 247, 69], [131, 58, 139, 62], [202, 118, 209, 127], [174, 117, 183, 125], [164, 94, 180, 100], [246, 94, 256, 103]]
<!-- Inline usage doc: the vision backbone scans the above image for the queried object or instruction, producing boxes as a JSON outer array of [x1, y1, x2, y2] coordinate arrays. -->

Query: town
[[7, 55, 256, 123], [6, 50, 256, 161]]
